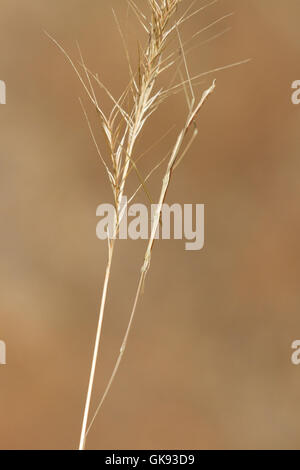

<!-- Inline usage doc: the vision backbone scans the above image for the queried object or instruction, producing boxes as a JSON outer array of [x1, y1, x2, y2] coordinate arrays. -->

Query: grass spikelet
[[46, 0, 251, 450]]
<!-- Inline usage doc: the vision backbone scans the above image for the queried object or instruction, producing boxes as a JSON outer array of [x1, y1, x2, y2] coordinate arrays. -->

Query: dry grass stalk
[[46, 0, 250, 450]]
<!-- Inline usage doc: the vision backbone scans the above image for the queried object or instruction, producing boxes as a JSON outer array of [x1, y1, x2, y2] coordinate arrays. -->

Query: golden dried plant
[[46, 0, 250, 450]]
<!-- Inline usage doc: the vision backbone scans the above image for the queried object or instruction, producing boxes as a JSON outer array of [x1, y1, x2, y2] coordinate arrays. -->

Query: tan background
[[1, 0, 300, 450]]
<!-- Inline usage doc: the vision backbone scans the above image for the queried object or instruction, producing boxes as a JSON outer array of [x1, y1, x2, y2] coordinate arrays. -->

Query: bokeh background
[[1, 0, 300, 450]]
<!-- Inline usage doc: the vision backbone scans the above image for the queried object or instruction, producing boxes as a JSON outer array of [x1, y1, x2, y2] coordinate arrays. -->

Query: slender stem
[[85, 133, 189, 438], [85, 81, 216, 436], [79, 239, 115, 450], [85, 274, 144, 438]]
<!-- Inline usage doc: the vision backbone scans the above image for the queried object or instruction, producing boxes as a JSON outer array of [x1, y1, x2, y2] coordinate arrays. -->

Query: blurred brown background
[[1, 0, 300, 450]]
